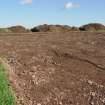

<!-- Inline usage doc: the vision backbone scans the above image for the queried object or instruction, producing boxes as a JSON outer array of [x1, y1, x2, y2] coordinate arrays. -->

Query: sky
[[0, 0, 105, 28]]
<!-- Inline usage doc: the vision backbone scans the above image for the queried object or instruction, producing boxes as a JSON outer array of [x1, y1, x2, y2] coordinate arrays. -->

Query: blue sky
[[0, 0, 105, 28]]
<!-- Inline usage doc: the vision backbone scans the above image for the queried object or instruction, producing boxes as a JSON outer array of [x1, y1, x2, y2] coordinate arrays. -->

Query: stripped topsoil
[[0, 32, 105, 105]]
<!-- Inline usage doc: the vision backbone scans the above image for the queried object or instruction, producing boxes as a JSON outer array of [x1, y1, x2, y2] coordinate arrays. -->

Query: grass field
[[0, 28, 11, 33], [0, 63, 14, 105]]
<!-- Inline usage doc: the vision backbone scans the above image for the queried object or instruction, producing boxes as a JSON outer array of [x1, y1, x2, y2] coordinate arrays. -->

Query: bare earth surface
[[0, 32, 105, 105]]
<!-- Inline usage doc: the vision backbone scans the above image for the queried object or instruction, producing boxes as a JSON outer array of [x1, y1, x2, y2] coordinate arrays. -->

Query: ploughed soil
[[0, 32, 105, 105]]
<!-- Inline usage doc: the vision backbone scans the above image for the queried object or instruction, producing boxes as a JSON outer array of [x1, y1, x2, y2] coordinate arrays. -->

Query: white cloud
[[65, 2, 80, 9], [20, 0, 32, 5]]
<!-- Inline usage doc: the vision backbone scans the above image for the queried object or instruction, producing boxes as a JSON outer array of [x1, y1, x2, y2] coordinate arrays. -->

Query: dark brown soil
[[0, 32, 105, 105]]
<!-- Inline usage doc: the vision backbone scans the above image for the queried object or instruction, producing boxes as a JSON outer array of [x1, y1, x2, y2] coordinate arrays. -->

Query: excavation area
[[0, 32, 105, 105]]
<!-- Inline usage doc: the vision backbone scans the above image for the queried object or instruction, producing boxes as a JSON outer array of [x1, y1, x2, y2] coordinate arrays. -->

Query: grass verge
[[0, 63, 14, 105], [0, 28, 11, 33]]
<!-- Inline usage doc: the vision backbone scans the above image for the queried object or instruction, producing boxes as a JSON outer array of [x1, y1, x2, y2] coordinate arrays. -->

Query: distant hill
[[31, 23, 105, 32], [0, 23, 105, 33], [79, 23, 105, 31], [31, 24, 79, 32], [8, 26, 30, 33]]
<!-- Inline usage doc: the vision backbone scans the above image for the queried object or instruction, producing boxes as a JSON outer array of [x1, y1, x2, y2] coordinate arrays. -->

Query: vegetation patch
[[0, 63, 15, 105], [0, 28, 11, 33]]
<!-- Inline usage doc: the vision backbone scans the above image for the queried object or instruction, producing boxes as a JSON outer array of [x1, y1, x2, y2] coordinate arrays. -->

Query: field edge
[[0, 58, 16, 105]]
